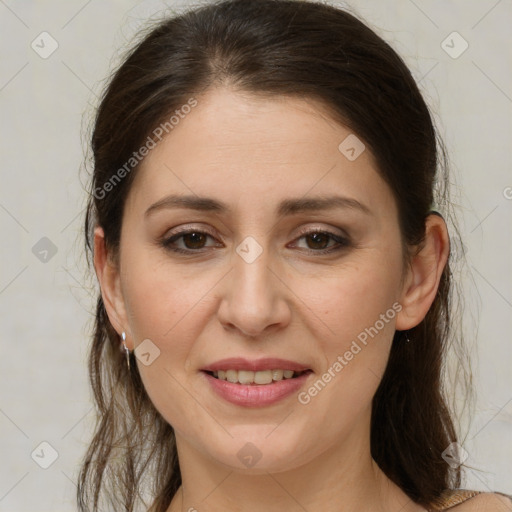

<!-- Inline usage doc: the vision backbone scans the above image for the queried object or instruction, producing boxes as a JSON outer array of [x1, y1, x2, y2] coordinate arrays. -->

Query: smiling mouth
[[204, 369, 312, 385]]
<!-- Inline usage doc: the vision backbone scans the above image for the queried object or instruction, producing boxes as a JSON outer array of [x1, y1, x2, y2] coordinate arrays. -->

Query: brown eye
[[304, 232, 331, 250], [161, 229, 219, 253], [292, 229, 350, 254], [161, 228, 350, 256], [181, 232, 208, 249]]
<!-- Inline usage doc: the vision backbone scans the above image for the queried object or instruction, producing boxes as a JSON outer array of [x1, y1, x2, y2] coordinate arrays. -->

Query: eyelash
[[159, 227, 351, 256]]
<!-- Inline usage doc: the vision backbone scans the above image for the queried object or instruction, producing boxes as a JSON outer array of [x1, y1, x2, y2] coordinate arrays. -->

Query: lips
[[202, 370, 313, 407], [200, 357, 314, 407], [201, 357, 311, 373]]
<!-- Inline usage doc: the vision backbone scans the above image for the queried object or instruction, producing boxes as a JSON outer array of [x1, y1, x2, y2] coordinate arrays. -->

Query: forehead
[[125, 87, 396, 220]]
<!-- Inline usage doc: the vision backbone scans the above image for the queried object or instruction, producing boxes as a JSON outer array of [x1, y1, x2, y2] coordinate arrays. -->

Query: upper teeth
[[213, 369, 300, 384]]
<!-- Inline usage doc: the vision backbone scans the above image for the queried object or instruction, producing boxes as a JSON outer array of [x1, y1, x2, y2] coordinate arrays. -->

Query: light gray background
[[1, 0, 511, 510]]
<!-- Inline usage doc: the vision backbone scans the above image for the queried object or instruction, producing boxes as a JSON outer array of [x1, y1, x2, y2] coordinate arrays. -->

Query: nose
[[216, 243, 292, 339]]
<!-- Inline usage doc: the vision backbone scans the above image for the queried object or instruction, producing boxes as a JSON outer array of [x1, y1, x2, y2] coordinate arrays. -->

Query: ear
[[395, 213, 450, 331], [93, 226, 132, 349]]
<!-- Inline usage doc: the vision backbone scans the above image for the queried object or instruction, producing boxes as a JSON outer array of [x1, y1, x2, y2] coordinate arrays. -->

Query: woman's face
[[107, 87, 410, 472]]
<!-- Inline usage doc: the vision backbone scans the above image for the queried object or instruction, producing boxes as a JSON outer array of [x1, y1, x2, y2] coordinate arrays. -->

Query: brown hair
[[79, 0, 471, 510]]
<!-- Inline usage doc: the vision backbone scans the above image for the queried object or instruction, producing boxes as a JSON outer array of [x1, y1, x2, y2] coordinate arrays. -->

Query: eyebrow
[[144, 194, 372, 218]]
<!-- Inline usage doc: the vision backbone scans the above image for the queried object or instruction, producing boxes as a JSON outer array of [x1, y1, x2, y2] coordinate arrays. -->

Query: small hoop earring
[[121, 331, 131, 370]]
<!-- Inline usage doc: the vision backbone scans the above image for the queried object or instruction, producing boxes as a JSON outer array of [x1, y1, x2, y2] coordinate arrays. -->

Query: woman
[[78, 0, 512, 510]]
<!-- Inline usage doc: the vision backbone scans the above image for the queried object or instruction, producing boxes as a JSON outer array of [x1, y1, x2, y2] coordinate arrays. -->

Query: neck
[[165, 418, 426, 512]]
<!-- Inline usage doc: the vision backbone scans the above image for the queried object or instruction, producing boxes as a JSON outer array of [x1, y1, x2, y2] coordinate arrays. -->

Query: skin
[[94, 86, 454, 512]]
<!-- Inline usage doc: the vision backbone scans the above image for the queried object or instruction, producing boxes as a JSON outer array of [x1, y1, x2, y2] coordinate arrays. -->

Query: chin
[[201, 432, 313, 474]]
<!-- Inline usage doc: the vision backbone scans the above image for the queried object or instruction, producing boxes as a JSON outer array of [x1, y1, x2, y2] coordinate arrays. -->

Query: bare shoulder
[[454, 492, 512, 511]]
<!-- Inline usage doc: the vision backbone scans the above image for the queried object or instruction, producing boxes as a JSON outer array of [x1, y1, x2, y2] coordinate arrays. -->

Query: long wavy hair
[[78, 0, 473, 510]]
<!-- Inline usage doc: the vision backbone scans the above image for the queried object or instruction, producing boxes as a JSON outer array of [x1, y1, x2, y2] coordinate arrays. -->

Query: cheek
[[297, 249, 402, 397], [120, 256, 205, 428], [119, 247, 218, 409], [121, 244, 203, 340], [297, 250, 402, 346]]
